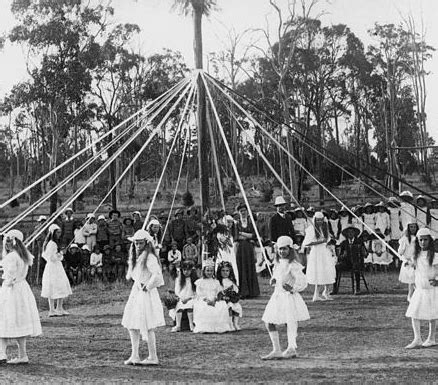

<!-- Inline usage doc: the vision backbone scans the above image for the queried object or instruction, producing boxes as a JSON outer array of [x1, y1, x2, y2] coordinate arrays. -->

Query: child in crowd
[[41, 224, 72, 317], [338, 206, 351, 245], [108, 210, 123, 248], [122, 218, 135, 249], [303, 212, 336, 301], [102, 245, 114, 282], [416, 196, 429, 228], [171, 261, 197, 332], [387, 197, 402, 267], [328, 209, 340, 241], [292, 208, 307, 236], [361, 231, 373, 270], [362, 203, 375, 232], [370, 230, 392, 271], [217, 261, 242, 331], [90, 245, 103, 281], [168, 241, 182, 278], [83, 214, 97, 251], [73, 221, 86, 248], [375, 202, 390, 240], [399, 191, 416, 232], [192, 260, 232, 334], [64, 243, 83, 285], [214, 224, 239, 285], [398, 222, 419, 301], [182, 237, 198, 264], [405, 228, 438, 349], [261, 236, 309, 360], [113, 243, 127, 281], [81, 245, 91, 281], [132, 211, 143, 232], [96, 215, 109, 249]]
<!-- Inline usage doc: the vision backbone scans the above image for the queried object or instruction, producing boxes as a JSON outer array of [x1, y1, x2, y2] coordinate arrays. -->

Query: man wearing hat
[[169, 209, 187, 251], [269, 196, 295, 243], [108, 210, 123, 248], [336, 225, 368, 295], [61, 207, 78, 247]]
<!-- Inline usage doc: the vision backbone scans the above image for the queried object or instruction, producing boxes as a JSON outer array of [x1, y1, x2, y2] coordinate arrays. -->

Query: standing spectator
[[375, 202, 391, 240], [102, 245, 115, 282], [399, 191, 416, 232], [169, 209, 186, 251], [362, 203, 376, 232], [113, 243, 127, 281], [185, 208, 198, 243], [122, 217, 136, 249], [387, 197, 402, 244], [61, 208, 77, 247], [416, 195, 429, 228], [168, 241, 182, 277], [147, 219, 163, 257], [182, 237, 198, 264], [90, 245, 103, 281], [96, 215, 109, 249], [81, 245, 91, 282], [292, 208, 307, 237], [235, 203, 260, 299], [132, 211, 143, 232], [328, 209, 340, 241], [83, 213, 98, 251], [430, 199, 438, 239], [269, 196, 295, 243], [73, 220, 86, 248], [107, 210, 123, 248]]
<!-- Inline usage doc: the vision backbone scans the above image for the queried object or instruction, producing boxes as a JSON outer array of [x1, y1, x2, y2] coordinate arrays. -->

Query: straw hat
[[276, 235, 294, 248], [274, 196, 287, 206], [128, 229, 154, 243]]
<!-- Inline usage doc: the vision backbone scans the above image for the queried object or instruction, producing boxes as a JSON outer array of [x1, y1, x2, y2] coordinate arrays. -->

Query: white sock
[[147, 330, 157, 361], [412, 318, 422, 342], [0, 338, 6, 359], [128, 330, 140, 359], [268, 330, 281, 352], [286, 322, 298, 350]]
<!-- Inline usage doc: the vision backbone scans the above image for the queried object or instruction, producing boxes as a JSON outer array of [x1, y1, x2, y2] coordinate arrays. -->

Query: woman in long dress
[[0, 230, 42, 364], [121, 229, 165, 366], [41, 224, 72, 316], [234, 204, 260, 299], [303, 211, 336, 301]]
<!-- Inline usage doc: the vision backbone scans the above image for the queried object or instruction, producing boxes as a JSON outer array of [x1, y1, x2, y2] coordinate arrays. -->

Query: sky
[[0, 0, 437, 141]]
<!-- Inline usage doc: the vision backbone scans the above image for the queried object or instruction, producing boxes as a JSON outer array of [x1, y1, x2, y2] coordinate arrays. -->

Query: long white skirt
[[0, 280, 42, 338], [41, 261, 72, 299], [406, 287, 438, 320], [306, 245, 336, 285], [193, 299, 232, 333], [121, 284, 165, 339], [262, 291, 310, 325], [399, 264, 415, 284]]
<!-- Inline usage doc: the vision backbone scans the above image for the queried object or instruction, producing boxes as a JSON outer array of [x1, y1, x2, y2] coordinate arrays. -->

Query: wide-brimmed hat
[[274, 196, 287, 206], [128, 229, 154, 243], [48, 223, 61, 234], [416, 195, 428, 205], [430, 199, 438, 208], [109, 209, 121, 218], [82, 245, 90, 251], [399, 190, 413, 199], [37, 215, 47, 222], [69, 243, 79, 249], [306, 206, 315, 213], [64, 207, 74, 213], [417, 227, 431, 237], [341, 225, 360, 238], [294, 207, 305, 213], [123, 217, 133, 225], [97, 215, 106, 221], [86, 213, 95, 219], [363, 202, 375, 212], [314, 211, 324, 219], [386, 197, 401, 207], [276, 235, 294, 248], [132, 210, 142, 217], [148, 219, 161, 227], [5, 229, 24, 242]]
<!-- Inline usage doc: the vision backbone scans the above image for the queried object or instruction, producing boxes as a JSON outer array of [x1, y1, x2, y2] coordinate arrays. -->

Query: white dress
[[0, 251, 42, 338], [388, 207, 402, 240], [398, 236, 416, 284], [169, 274, 195, 320], [371, 239, 393, 266], [416, 206, 428, 228], [121, 252, 165, 339], [375, 212, 390, 240], [41, 241, 72, 299], [430, 209, 438, 239], [400, 202, 416, 231], [220, 278, 242, 317], [362, 213, 376, 232], [83, 222, 98, 250], [303, 226, 336, 285], [262, 259, 310, 325], [193, 278, 232, 333], [406, 252, 438, 320]]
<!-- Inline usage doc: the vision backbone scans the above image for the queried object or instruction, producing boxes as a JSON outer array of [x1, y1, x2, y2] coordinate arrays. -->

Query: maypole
[[192, 0, 210, 219]]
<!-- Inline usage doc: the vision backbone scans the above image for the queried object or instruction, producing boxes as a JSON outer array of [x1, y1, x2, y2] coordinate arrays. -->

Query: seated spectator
[[168, 241, 182, 278], [90, 245, 103, 281], [81, 244, 91, 282], [102, 244, 115, 282], [122, 217, 135, 249], [107, 210, 123, 248], [182, 237, 198, 265], [65, 243, 83, 285], [113, 243, 127, 281], [96, 215, 109, 249]]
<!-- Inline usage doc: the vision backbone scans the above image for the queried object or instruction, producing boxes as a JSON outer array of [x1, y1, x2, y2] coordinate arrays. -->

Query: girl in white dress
[[217, 261, 242, 331], [170, 261, 196, 332], [214, 224, 239, 286], [398, 222, 418, 301], [261, 236, 309, 360], [303, 212, 336, 301], [41, 224, 72, 317], [192, 260, 232, 334], [0, 230, 42, 364], [121, 229, 165, 366], [430, 199, 438, 239], [405, 228, 438, 349]]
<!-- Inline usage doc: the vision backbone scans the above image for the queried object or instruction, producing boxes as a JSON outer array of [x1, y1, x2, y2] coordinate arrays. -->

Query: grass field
[[1, 271, 438, 383]]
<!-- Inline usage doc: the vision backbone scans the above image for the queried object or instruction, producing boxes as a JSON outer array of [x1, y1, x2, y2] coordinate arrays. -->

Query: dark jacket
[[338, 238, 368, 272], [269, 212, 295, 242]]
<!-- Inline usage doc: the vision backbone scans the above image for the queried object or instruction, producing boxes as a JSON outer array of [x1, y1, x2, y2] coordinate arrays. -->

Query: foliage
[[182, 190, 194, 207]]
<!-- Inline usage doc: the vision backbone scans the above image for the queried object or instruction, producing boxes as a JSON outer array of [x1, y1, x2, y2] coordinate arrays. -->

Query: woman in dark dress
[[235, 203, 260, 298]]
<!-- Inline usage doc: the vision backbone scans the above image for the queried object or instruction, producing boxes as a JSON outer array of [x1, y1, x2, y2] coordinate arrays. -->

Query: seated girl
[[170, 261, 197, 332], [193, 260, 233, 334], [216, 261, 242, 331]]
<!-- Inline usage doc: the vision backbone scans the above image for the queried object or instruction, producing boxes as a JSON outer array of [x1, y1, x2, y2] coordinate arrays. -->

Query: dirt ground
[[1, 272, 438, 384]]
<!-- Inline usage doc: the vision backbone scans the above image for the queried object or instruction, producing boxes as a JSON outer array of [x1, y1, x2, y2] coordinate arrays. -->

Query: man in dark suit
[[269, 196, 295, 243]]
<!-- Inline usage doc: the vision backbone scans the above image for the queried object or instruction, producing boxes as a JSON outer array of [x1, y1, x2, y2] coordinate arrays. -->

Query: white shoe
[[282, 348, 297, 358], [322, 293, 334, 301], [124, 357, 140, 365], [405, 340, 423, 349], [7, 356, 29, 364], [58, 309, 70, 316], [48, 311, 59, 317], [140, 358, 159, 366], [422, 339, 437, 348], [261, 350, 282, 360], [312, 296, 325, 302], [171, 326, 180, 333]]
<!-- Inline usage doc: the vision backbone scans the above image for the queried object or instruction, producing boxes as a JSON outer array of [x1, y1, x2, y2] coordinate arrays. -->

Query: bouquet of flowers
[[162, 290, 179, 310], [218, 286, 240, 304]]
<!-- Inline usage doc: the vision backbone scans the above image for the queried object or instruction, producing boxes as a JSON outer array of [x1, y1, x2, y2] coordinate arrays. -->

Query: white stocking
[[0, 338, 6, 359], [147, 330, 157, 361], [427, 320, 437, 342], [128, 329, 140, 360], [267, 330, 281, 352], [286, 321, 298, 350]]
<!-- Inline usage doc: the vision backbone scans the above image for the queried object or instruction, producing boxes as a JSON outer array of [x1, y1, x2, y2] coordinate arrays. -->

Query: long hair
[[178, 262, 197, 292], [126, 241, 156, 280], [3, 237, 34, 265], [43, 230, 60, 252], [404, 223, 419, 243], [216, 261, 237, 286], [314, 220, 328, 240], [274, 246, 297, 263], [413, 235, 435, 266]]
